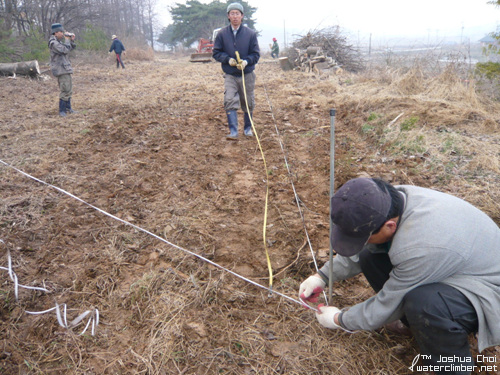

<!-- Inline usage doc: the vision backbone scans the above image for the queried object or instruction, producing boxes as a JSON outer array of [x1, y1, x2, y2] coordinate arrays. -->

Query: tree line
[[1, 0, 158, 39], [158, 0, 257, 51], [0, 0, 261, 62], [0, 0, 158, 62]]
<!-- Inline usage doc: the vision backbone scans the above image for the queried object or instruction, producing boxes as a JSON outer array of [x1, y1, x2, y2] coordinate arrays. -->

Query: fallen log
[[306, 46, 322, 57], [0, 60, 40, 77]]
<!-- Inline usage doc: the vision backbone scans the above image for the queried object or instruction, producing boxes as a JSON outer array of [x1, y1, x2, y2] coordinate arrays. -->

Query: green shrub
[[400, 116, 419, 131], [79, 24, 109, 52], [0, 40, 15, 63], [475, 62, 500, 80], [22, 28, 49, 62], [361, 112, 381, 133], [361, 123, 375, 133], [0, 20, 15, 63]]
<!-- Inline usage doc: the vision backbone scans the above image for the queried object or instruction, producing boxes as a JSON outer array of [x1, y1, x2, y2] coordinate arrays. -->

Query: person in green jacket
[[271, 37, 279, 59]]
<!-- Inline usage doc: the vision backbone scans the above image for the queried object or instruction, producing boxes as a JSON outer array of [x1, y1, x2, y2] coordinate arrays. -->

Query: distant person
[[213, 2, 260, 140], [109, 35, 126, 69], [299, 177, 500, 375], [271, 37, 279, 59], [48, 22, 77, 117]]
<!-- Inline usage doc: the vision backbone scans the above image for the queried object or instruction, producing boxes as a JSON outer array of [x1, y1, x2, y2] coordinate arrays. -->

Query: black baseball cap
[[330, 178, 391, 257]]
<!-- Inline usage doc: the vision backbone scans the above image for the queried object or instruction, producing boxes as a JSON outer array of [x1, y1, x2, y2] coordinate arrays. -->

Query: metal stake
[[329, 109, 336, 306]]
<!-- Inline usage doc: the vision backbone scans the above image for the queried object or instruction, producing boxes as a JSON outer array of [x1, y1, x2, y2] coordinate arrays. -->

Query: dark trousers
[[358, 249, 478, 375], [116, 53, 125, 69]]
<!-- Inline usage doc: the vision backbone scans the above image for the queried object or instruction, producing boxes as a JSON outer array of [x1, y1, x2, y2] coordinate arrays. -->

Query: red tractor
[[189, 28, 221, 63]]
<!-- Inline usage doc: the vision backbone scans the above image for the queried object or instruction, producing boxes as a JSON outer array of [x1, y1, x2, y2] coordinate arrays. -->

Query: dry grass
[[0, 53, 498, 374], [123, 47, 155, 61]]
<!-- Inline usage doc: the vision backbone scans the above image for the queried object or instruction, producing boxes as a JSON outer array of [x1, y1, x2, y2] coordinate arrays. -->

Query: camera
[[64, 32, 75, 37]]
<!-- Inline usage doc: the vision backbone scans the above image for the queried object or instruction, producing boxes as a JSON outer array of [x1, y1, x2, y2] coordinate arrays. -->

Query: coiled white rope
[[0, 239, 99, 335]]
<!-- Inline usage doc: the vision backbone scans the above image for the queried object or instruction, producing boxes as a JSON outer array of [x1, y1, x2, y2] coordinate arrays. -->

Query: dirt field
[[0, 52, 499, 374]]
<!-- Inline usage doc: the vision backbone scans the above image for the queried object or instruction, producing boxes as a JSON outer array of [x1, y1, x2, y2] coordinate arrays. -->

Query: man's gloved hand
[[237, 60, 248, 70], [299, 274, 326, 304], [315, 304, 342, 329], [229, 58, 237, 66]]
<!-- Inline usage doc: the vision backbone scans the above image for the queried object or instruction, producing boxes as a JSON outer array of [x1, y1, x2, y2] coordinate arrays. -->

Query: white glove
[[315, 304, 342, 329], [229, 58, 237, 66], [237, 60, 248, 70], [299, 274, 326, 303]]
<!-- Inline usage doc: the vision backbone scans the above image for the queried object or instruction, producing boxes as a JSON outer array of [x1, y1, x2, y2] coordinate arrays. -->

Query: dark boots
[[226, 110, 238, 140], [66, 98, 77, 114], [59, 99, 67, 117], [58, 98, 76, 116], [226, 111, 254, 139], [244, 112, 253, 136]]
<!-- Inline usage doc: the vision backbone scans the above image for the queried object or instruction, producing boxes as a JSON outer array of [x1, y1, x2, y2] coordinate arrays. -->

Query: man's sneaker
[[244, 129, 253, 136]]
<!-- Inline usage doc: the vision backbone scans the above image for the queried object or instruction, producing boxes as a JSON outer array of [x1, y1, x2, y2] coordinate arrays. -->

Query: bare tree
[[0, 0, 160, 41], [143, 0, 156, 49]]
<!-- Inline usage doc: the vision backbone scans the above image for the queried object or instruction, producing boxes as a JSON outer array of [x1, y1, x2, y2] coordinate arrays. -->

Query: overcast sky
[[157, 0, 500, 49]]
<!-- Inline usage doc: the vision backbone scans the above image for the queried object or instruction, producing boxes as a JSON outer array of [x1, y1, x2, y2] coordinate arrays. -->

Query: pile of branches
[[290, 26, 364, 72]]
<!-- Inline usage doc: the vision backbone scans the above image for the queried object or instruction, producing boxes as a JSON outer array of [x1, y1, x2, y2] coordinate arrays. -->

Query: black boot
[[66, 98, 77, 114], [59, 99, 67, 117], [244, 112, 253, 136], [226, 110, 238, 140]]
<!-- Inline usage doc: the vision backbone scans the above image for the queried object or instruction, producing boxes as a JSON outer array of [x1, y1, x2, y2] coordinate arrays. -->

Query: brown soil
[[0, 54, 499, 374]]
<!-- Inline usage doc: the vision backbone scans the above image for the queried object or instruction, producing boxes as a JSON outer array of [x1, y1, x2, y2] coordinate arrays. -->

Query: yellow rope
[[235, 51, 273, 291]]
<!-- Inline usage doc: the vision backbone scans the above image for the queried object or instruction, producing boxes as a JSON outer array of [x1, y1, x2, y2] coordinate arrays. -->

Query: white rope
[[260, 96, 357, 334], [263, 86, 329, 304], [0, 239, 99, 335], [0, 159, 317, 312]]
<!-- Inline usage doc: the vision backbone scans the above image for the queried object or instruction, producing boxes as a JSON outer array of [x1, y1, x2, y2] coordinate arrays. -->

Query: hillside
[[0, 53, 499, 374]]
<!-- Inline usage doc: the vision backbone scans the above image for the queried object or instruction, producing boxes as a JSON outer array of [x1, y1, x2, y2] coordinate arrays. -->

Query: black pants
[[116, 52, 125, 69], [358, 249, 478, 375]]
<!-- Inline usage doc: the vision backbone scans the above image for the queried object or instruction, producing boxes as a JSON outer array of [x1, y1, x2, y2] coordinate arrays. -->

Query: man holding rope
[[213, 2, 260, 140], [299, 177, 500, 374]]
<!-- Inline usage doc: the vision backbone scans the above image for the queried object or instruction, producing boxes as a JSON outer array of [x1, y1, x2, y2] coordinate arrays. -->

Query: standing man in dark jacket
[[48, 23, 76, 117], [213, 2, 260, 140], [109, 35, 126, 69]]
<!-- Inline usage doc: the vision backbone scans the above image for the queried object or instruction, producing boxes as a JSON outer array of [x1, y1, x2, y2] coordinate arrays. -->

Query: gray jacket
[[320, 185, 500, 352], [48, 35, 75, 77]]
